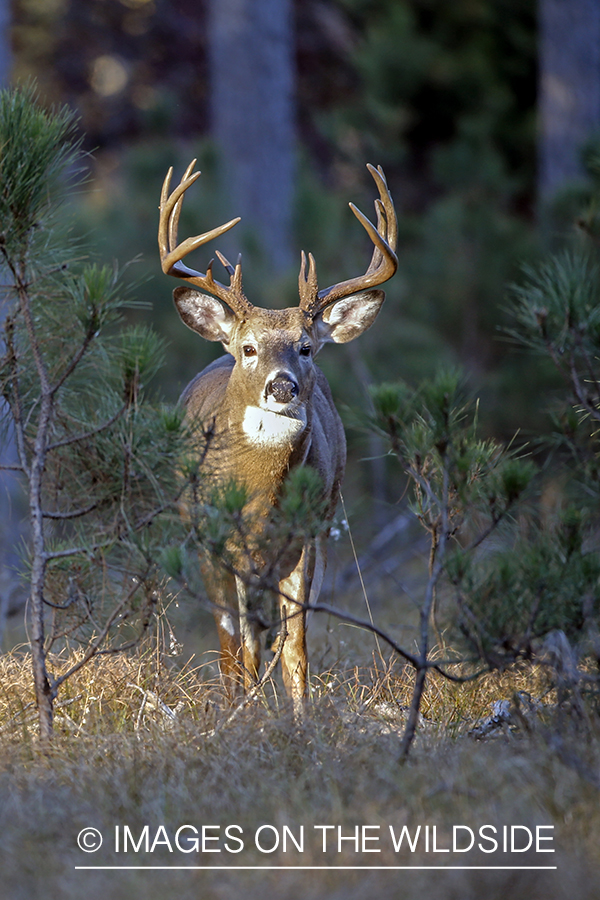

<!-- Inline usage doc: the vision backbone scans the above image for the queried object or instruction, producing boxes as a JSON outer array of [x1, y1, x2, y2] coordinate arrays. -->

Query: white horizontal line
[[75, 865, 558, 871]]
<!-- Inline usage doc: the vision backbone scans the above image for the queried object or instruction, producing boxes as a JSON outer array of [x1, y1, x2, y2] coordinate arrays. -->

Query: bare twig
[[43, 502, 98, 520], [46, 403, 127, 451], [51, 576, 147, 693]]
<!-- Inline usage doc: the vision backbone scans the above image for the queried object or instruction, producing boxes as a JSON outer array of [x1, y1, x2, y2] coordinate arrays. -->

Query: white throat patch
[[242, 406, 307, 446]]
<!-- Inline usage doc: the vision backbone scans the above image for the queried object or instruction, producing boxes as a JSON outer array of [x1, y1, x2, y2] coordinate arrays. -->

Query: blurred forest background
[[1, 0, 599, 645]]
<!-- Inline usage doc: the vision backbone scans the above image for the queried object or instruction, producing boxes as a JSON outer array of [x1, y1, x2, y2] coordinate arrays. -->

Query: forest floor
[[0, 626, 599, 900]]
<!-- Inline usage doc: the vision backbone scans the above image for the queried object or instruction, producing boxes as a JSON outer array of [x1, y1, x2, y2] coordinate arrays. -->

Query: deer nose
[[266, 373, 299, 404]]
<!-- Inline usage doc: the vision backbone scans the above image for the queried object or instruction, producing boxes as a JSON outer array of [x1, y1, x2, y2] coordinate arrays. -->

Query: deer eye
[[242, 345, 257, 357], [299, 345, 312, 357]]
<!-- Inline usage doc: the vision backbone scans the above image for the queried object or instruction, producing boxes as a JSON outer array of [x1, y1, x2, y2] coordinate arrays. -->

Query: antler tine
[[369, 164, 398, 253], [299, 164, 398, 320], [216, 250, 245, 298], [158, 160, 253, 318], [159, 162, 201, 261], [298, 250, 318, 309], [167, 158, 197, 255], [366, 198, 386, 275]]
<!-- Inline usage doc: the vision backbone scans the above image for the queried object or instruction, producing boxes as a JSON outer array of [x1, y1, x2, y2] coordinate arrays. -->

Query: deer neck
[[206, 406, 308, 531], [217, 385, 311, 494]]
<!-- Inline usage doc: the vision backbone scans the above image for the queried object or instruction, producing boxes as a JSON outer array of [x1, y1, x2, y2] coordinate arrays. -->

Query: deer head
[[158, 161, 398, 433]]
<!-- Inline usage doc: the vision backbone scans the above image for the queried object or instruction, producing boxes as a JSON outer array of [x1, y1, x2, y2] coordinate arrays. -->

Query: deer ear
[[173, 287, 237, 344], [315, 289, 385, 344]]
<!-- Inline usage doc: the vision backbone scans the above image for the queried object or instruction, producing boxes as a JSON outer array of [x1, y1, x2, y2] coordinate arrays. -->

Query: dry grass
[[0, 641, 553, 740], [0, 645, 599, 899], [0, 645, 224, 740]]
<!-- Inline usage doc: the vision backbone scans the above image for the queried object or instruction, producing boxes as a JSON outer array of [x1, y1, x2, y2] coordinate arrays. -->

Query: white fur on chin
[[242, 405, 307, 446]]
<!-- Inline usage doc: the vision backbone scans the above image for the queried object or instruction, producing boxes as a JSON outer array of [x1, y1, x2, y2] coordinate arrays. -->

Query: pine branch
[[42, 502, 98, 520], [46, 403, 127, 451], [49, 325, 97, 396]]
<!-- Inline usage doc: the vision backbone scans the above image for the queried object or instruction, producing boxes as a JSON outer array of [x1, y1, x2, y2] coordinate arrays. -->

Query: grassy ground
[[0, 642, 599, 900]]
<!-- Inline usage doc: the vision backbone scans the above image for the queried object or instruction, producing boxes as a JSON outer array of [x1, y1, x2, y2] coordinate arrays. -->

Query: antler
[[299, 164, 398, 320], [158, 159, 254, 318]]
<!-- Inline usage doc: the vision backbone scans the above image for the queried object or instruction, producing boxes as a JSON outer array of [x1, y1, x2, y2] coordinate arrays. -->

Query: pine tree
[[0, 85, 188, 740]]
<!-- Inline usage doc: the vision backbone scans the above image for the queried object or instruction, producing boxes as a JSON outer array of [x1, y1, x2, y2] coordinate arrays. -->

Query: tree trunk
[[29, 390, 54, 742], [207, 0, 296, 272], [18, 274, 54, 741], [538, 0, 600, 200]]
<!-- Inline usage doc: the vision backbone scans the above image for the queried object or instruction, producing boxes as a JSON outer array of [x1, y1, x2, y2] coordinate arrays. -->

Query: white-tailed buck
[[159, 160, 397, 713]]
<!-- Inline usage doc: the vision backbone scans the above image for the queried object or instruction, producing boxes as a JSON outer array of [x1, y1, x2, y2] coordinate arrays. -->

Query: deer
[[158, 159, 397, 715]]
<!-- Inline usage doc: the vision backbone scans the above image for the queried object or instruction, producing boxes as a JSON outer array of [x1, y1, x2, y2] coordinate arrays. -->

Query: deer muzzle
[[266, 373, 299, 405]]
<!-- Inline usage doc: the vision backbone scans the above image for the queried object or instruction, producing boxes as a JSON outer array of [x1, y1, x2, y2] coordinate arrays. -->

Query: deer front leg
[[278, 537, 327, 716], [213, 604, 241, 698], [278, 546, 311, 717], [236, 575, 262, 692], [202, 560, 243, 700]]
